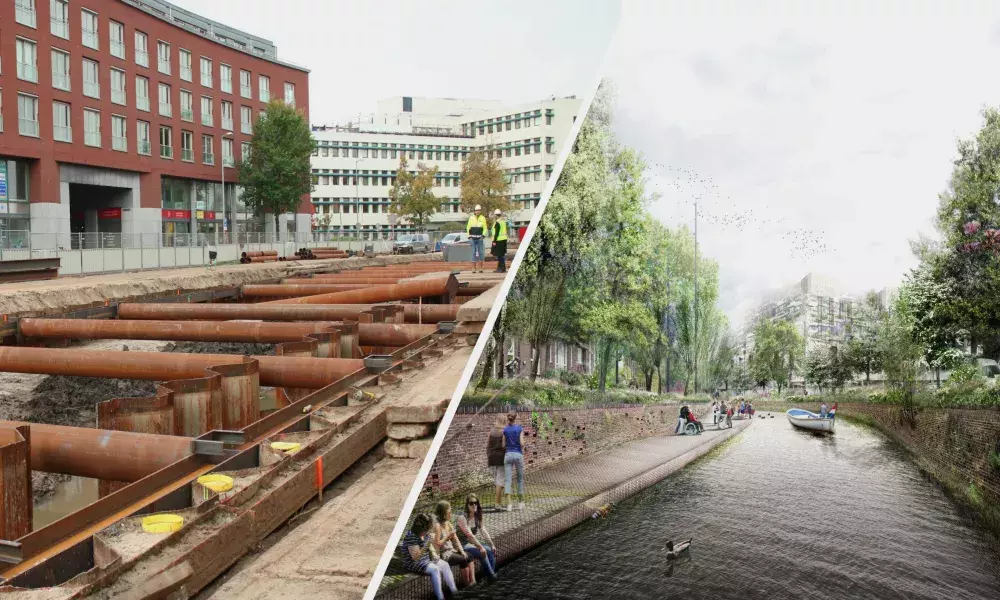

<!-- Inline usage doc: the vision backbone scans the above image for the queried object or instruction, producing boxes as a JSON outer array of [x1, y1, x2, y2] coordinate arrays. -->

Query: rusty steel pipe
[[358, 323, 438, 346], [117, 302, 460, 323], [288, 276, 408, 285], [0, 420, 194, 481], [263, 275, 458, 306], [19, 318, 337, 344], [242, 283, 371, 298], [0, 347, 365, 389]]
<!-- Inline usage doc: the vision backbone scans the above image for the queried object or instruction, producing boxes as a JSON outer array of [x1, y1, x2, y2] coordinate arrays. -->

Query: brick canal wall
[[755, 401, 1000, 518], [425, 402, 710, 494]]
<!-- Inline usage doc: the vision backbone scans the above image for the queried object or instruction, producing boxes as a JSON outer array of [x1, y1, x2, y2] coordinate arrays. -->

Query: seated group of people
[[399, 495, 498, 599]]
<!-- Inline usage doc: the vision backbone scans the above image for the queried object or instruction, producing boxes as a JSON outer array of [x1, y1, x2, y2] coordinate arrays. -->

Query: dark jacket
[[487, 431, 505, 467]]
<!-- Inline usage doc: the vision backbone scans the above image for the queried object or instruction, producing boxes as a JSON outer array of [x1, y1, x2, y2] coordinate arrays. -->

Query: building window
[[157, 41, 171, 75], [179, 49, 192, 82], [51, 49, 71, 91], [82, 58, 100, 99], [158, 83, 172, 117], [51, 0, 70, 38], [84, 108, 101, 147], [223, 137, 234, 167], [81, 9, 99, 50], [15, 0, 36, 28], [135, 31, 149, 67], [109, 68, 126, 105], [202, 135, 214, 165], [180, 130, 194, 162], [135, 75, 150, 111], [241, 141, 251, 160], [220, 64, 232, 94], [221, 101, 233, 131], [284, 82, 295, 106], [240, 105, 252, 134], [137, 120, 151, 154], [16, 38, 38, 83], [52, 101, 71, 142], [112, 114, 127, 151], [200, 57, 212, 87], [201, 96, 214, 127], [240, 70, 252, 98], [259, 75, 270, 102], [180, 90, 193, 121], [159, 126, 173, 159], [109, 20, 125, 58]]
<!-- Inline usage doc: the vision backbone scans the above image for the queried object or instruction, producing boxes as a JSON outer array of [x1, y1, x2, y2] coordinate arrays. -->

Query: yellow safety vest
[[466, 214, 487, 236], [493, 218, 508, 242]]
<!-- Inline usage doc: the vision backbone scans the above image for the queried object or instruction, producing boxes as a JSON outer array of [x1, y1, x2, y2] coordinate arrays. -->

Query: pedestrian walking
[[502, 413, 527, 511], [491, 209, 508, 273], [467, 205, 488, 273]]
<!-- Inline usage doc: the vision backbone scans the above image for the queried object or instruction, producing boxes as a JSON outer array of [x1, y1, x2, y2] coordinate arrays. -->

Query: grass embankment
[[462, 379, 713, 408]]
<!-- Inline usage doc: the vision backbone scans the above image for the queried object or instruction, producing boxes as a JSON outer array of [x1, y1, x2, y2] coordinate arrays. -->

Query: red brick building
[[1, 0, 310, 249]]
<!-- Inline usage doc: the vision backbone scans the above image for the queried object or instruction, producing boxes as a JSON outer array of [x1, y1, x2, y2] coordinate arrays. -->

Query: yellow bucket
[[270, 441, 301, 454], [141, 514, 184, 534], [197, 474, 234, 494]]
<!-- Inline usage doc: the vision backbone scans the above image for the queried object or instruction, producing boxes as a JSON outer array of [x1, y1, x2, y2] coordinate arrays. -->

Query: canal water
[[459, 416, 1000, 599]]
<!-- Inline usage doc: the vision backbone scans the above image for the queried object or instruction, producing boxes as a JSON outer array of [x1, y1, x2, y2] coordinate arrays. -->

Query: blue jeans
[[464, 543, 497, 578], [421, 559, 457, 600], [470, 237, 485, 261], [504, 451, 525, 497]]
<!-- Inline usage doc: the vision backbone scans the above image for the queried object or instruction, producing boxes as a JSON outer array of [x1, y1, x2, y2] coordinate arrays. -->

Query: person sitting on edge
[[676, 405, 690, 434], [399, 513, 458, 600], [432, 501, 474, 586], [456, 494, 498, 582]]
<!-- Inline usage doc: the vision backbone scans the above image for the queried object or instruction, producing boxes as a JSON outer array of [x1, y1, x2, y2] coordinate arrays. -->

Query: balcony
[[181, 108, 194, 121], [181, 148, 194, 162], [136, 50, 149, 67], [241, 121, 252, 135], [181, 66, 192, 82], [222, 117, 234, 131], [138, 140, 151, 155], [19, 118, 39, 137], [110, 40, 125, 59], [202, 113, 213, 127], [221, 80, 232, 94], [112, 89, 126, 105], [285, 95, 295, 108], [160, 144, 173, 159], [137, 96, 150, 112], [260, 90, 270, 103], [159, 102, 172, 118], [201, 74, 213, 88], [84, 81, 100, 99], [15, 3, 36, 28], [82, 30, 99, 50], [17, 62, 38, 83], [240, 85, 252, 99], [203, 152, 215, 165], [223, 155, 235, 167], [113, 136, 127, 152], [158, 60, 171, 75], [85, 130, 101, 147], [52, 73, 70, 91], [51, 18, 69, 39], [53, 125, 72, 143]]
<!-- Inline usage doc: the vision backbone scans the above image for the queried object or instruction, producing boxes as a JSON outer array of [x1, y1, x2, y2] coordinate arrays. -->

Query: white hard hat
[[494, 209, 502, 215], [474, 205, 481, 211]]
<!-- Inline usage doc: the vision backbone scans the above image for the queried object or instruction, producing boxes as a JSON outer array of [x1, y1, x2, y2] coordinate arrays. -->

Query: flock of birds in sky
[[647, 163, 833, 261]]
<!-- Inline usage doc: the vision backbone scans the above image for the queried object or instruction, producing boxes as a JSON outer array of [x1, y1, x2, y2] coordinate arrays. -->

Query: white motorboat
[[786, 408, 835, 433]]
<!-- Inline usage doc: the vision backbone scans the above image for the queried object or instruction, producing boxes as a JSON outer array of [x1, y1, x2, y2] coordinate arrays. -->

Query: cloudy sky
[[170, 0, 619, 124], [608, 0, 1000, 328]]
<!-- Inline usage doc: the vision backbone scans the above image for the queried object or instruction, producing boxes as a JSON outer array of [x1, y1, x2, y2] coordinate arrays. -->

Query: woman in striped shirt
[[399, 513, 458, 600]]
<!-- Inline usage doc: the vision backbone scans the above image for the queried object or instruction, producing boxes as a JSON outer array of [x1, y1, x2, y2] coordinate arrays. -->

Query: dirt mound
[[161, 341, 275, 356], [29, 376, 160, 428]]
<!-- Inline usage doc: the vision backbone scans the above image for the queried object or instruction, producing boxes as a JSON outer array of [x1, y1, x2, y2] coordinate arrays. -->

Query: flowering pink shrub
[[964, 220, 982, 235]]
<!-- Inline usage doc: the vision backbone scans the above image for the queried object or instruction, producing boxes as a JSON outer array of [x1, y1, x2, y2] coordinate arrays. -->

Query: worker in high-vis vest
[[466, 204, 488, 273], [491, 208, 509, 273]]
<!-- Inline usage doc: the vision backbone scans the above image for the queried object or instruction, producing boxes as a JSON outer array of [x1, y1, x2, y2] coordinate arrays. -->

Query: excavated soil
[[161, 341, 275, 356]]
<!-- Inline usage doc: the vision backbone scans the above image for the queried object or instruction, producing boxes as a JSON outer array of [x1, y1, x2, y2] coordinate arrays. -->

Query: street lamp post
[[355, 158, 361, 243], [693, 200, 699, 394], [221, 131, 233, 242]]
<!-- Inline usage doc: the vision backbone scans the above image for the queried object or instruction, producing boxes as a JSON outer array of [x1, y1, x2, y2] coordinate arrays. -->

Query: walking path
[[378, 415, 753, 597]]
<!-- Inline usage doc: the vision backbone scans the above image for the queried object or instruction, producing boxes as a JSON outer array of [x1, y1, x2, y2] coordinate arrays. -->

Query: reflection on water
[[460, 417, 1000, 600], [34, 476, 99, 530]]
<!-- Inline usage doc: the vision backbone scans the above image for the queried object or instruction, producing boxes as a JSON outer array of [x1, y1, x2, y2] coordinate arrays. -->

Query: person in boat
[[819, 402, 829, 418], [664, 539, 692, 559], [829, 402, 838, 419], [686, 409, 704, 433], [676, 405, 690, 434]]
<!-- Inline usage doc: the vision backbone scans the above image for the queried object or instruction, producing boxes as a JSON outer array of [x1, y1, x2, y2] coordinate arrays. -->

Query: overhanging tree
[[389, 156, 440, 227], [236, 100, 314, 232], [460, 149, 512, 215]]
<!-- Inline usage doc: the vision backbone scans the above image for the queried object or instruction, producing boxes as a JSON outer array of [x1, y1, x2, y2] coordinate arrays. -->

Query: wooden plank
[[456, 283, 501, 323], [115, 561, 193, 600]]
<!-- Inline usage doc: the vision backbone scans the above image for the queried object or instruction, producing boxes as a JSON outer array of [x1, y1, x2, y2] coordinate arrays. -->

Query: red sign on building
[[98, 208, 122, 219], [162, 209, 192, 220]]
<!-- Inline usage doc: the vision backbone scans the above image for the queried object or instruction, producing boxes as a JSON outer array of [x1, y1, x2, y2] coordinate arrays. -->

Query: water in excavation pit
[[33, 476, 99, 530], [459, 417, 1000, 600]]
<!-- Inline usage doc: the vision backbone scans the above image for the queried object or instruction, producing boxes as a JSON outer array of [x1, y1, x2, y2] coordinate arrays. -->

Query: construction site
[[0, 250, 505, 599]]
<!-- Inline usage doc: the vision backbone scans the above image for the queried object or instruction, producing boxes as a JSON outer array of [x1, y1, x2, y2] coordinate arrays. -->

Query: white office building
[[309, 95, 580, 239]]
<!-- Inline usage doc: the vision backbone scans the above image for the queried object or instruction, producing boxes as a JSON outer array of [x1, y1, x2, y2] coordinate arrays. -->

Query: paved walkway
[[379, 416, 753, 594]]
